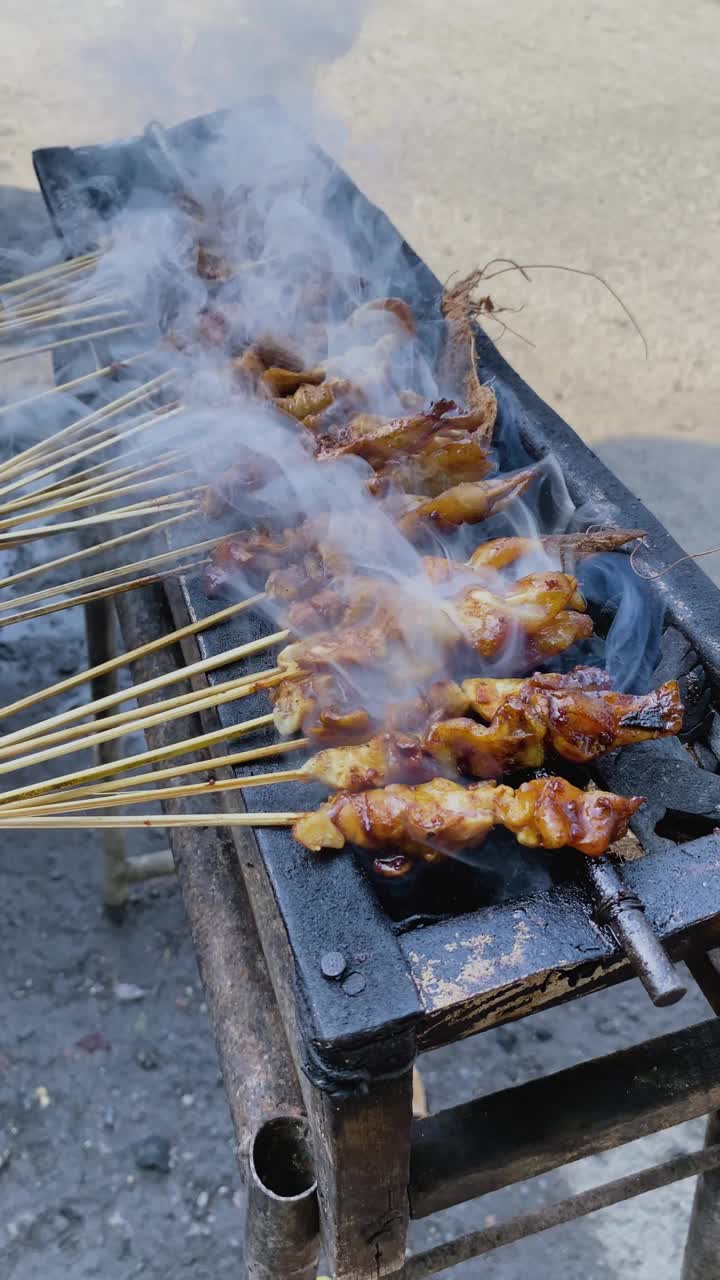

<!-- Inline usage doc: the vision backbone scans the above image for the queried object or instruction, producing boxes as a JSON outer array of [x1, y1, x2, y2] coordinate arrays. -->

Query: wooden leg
[[308, 1068, 413, 1280], [682, 1110, 720, 1280], [83, 595, 129, 919]]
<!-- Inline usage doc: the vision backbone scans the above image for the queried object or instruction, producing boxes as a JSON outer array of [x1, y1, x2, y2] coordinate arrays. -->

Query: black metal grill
[[33, 102, 720, 1090]]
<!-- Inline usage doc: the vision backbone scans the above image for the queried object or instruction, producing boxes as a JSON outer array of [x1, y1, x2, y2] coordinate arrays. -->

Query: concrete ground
[[1, 2, 719, 1277]]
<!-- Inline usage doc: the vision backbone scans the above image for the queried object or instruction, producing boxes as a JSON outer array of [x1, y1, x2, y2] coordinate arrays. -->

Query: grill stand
[[83, 576, 174, 919], [31, 104, 720, 1279], [682, 951, 720, 1280], [99, 580, 720, 1280]]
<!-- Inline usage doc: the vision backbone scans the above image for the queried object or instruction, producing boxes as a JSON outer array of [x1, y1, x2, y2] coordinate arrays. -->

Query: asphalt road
[[1, 3, 719, 1277]]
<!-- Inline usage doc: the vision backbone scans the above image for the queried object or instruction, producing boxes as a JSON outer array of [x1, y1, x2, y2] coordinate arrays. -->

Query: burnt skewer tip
[[584, 857, 686, 1007]]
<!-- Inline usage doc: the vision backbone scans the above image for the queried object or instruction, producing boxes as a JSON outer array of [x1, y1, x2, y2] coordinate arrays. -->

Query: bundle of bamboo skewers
[[0, 239, 672, 872]]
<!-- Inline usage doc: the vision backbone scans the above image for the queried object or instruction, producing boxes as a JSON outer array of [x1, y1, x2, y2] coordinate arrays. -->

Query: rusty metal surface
[[110, 583, 305, 1155], [32, 102, 720, 1078], [402, 1144, 720, 1280]]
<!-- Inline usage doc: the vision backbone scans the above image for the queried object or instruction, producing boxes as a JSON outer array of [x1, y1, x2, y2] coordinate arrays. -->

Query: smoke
[[83, 0, 368, 129], [0, 0, 665, 766]]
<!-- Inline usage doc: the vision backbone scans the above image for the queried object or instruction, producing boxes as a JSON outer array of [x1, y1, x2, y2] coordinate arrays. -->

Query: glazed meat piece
[[270, 672, 469, 743], [320, 399, 492, 469], [427, 677, 683, 774], [374, 432, 493, 496], [261, 366, 325, 397], [468, 529, 646, 572], [453, 571, 588, 657], [397, 469, 536, 536], [292, 775, 644, 863]]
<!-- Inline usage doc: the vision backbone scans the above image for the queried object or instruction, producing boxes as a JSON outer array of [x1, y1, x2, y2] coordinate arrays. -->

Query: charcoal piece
[[691, 742, 719, 775], [678, 665, 712, 739], [596, 739, 720, 821], [709, 714, 720, 762], [654, 627, 699, 683]]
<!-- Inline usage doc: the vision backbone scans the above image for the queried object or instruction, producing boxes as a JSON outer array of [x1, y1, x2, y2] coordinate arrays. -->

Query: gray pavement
[[1, 2, 719, 1277]]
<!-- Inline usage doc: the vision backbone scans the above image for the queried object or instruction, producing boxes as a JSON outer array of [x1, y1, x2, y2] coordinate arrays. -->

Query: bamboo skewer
[[2, 738, 310, 810], [0, 470, 195, 532], [0, 669, 284, 758], [0, 493, 198, 551], [0, 558, 206, 631], [0, 629, 283, 749], [0, 509, 195, 593], [0, 532, 237, 620], [0, 714, 285, 809], [0, 252, 101, 296], [0, 309, 131, 339], [0, 593, 267, 721], [0, 449, 185, 517], [3, 769, 304, 814], [0, 403, 185, 504], [0, 352, 151, 420], [0, 372, 174, 484], [0, 292, 126, 332], [0, 271, 104, 313], [0, 322, 148, 367], [0, 416, 188, 523], [0, 286, 114, 318], [0, 813, 299, 830]]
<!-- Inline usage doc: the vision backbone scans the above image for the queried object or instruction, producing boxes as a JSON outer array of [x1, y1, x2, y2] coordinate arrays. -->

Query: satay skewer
[[0, 310, 132, 341], [1, 738, 310, 811], [0, 812, 298, 830], [0, 593, 268, 721], [0, 558, 207, 630], [0, 352, 151, 420], [0, 531, 230, 619], [0, 717, 300, 809], [0, 470, 195, 533], [0, 492, 199, 552], [0, 403, 184, 502], [0, 671, 284, 760], [0, 251, 101, 295], [0, 321, 147, 367], [0, 372, 175, 484], [0, 450, 186, 517], [0, 776, 643, 864], [0, 642, 282, 752], [0, 631, 287, 759], [0, 510, 194, 593]]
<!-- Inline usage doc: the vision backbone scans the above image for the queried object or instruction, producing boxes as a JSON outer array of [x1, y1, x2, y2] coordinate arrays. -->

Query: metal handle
[[584, 858, 686, 1007]]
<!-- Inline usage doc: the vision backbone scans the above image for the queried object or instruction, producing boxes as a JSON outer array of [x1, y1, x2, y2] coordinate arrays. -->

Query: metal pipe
[[402, 1144, 720, 1280], [83, 594, 129, 920], [123, 848, 176, 882], [244, 1116, 320, 1280], [111, 583, 306, 1150], [682, 950, 720, 1280], [584, 857, 686, 1006]]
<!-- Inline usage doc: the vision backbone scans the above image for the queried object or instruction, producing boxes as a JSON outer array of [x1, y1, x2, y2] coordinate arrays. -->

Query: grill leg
[[243, 1116, 320, 1280], [682, 1111, 720, 1280], [308, 1068, 413, 1280], [83, 595, 130, 920]]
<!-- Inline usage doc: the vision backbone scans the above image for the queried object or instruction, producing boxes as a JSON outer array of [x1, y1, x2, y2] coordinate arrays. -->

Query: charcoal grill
[[30, 101, 720, 1280]]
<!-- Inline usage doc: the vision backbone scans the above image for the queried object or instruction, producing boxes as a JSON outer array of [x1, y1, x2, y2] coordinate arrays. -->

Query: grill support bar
[[402, 1143, 720, 1280], [409, 1015, 720, 1219]]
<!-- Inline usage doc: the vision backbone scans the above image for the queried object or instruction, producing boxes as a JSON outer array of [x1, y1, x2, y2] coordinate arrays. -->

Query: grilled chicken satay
[[319, 399, 492, 468], [397, 469, 536, 536], [293, 775, 644, 865], [276, 571, 591, 677], [270, 672, 469, 743], [288, 673, 682, 789], [468, 529, 646, 572]]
